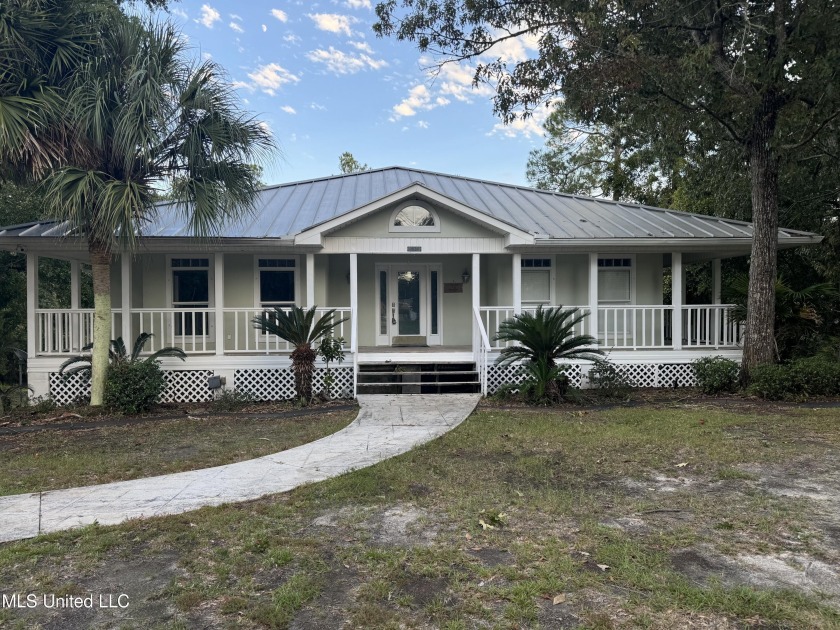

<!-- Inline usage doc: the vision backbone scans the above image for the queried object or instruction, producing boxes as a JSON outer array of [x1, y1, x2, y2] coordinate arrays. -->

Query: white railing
[[479, 306, 590, 350], [682, 305, 742, 348], [131, 308, 215, 354], [473, 306, 491, 394], [598, 305, 674, 349], [35, 309, 119, 354], [222, 307, 352, 354]]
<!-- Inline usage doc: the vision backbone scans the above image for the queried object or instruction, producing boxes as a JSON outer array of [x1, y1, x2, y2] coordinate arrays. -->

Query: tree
[[2, 13, 273, 406], [253, 306, 348, 402], [375, 0, 840, 377], [339, 152, 370, 174]]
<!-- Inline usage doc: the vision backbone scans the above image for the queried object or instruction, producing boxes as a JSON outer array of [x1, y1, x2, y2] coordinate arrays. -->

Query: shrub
[[214, 388, 256, 412], [749, 357, 840, 400], [588, 359, 635, 398], [693, 356, 740, 395], [104, 361, 165, 414]]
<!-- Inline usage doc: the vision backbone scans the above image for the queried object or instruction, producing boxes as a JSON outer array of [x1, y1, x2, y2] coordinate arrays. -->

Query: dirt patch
[[312, 503, 439, 547], [290, 571, 358, 630], [467, 547, 514, 568]]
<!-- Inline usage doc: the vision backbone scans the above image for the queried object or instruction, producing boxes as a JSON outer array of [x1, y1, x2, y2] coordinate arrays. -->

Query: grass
[[0, 408, 356, 495], [2, 402, 840, 628]]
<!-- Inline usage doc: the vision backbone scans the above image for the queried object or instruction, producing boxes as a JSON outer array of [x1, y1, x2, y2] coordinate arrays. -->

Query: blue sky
[[158, 1, 550, 186]]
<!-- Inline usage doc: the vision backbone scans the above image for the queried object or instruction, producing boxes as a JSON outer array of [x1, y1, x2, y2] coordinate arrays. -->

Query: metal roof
[[0, 166, 820, 242]]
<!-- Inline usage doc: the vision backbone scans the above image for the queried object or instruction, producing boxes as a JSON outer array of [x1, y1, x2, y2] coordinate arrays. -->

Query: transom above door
[[375, 263, 442, 346]]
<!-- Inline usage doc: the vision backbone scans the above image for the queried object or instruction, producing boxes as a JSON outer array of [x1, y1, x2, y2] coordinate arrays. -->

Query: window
[[389, 201, 440, 232], [171, 258, 210, 336], [598, 257, 633, 303], [521, 258, 552, 304], [258, 258, 296, 306]]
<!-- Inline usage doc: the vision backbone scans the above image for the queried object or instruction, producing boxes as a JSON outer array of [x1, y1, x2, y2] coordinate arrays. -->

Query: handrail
[[472, 306, 491, 395], [473, 305, 491, 350]]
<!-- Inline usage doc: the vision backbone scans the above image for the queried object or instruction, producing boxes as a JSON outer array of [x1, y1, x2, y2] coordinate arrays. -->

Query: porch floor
[[357, 345, 473, 363], [358, 345, 471, 353]]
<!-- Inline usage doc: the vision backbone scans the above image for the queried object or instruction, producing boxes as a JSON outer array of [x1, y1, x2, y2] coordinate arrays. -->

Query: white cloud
[[230, 13, 242, 21], [229, 22, 243, 33], [417, 120, 429, 129], [231, 80, 254, 92], [202, 52, 212, 60], [392, 84, 433, 118], [307, 47, 387, 75], [197, 4, 220, 28], [280, 105, 297, 115], [172, 8, 188, 19], [308, 13, 356, 36], [284, 34, 301, 44], [271, 9, 288, 22], [247, 63, 301, 96], [489, 103, 553, 139], [310, 102, 327, 111], [345, 0, 372, 8], [262, 24, 267, 32], [348, 40, 373, 53]]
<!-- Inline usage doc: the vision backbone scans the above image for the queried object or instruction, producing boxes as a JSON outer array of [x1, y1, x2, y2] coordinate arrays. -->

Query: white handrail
[[472, 306, 491, 395]]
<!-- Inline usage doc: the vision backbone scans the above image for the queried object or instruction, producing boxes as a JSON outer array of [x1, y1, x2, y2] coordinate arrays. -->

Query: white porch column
[[588, 253, 599, 338], [214, 253, 225, 356], [672, 252, 683, 350], [512, 253, 522, 314], [26, 253, 38, 358], [70, 260, 80, 351], [712, 259, 722, 304], [306, 253, 315, 308], [349, 254, 358, 352], [121, 254, 131, 343]]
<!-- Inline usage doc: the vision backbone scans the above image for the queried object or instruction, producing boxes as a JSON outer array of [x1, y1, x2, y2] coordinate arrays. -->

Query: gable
[[329, 199, 500, 239]]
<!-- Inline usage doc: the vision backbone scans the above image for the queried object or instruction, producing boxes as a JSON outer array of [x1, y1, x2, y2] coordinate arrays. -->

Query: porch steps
[[356, 362, 480, 395]]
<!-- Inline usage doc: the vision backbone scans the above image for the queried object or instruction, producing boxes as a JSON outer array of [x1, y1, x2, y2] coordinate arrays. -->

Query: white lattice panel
[[658, 363, 697, 387], [161, 370, 214, 403], [235, 366, 353, 401], [613, 364, 658, 388], [49, 373, 91, 406], [485, 363, 582, 395]]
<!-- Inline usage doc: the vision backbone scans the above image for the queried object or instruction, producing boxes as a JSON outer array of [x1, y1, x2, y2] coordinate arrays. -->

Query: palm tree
[[59, 332, 186, 378], [495, 306, 604, 401], [22, 16, 272, 405], [253, 306, 348, 402]]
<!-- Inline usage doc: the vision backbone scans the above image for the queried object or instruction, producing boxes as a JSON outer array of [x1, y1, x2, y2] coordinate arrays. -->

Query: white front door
[[375, 263, 442, 346]]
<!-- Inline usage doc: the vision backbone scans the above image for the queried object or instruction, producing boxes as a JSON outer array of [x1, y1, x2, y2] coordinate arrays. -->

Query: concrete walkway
[[0, 394, 480, 544]]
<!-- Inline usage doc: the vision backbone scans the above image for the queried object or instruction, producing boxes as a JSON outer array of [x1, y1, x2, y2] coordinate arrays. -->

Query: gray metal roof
[[0, 166, 820, 242]]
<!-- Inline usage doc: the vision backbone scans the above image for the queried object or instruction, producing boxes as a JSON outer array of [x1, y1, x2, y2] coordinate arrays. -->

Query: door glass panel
[[430, 270, 438, 335], [172, 268, 208, 335], [397, 270, 421, 335], [379, 270, 387, 335]]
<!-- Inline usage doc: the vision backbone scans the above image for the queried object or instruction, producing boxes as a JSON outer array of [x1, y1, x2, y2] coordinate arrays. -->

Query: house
[[0, 166, 822, 402]]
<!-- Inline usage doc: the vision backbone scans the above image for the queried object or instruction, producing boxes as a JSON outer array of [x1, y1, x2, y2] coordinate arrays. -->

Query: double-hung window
[[171, 258, 210, 336], [257, 258, 297, 307], [521, 257, 552, 305], [597, 257, 633, 304]]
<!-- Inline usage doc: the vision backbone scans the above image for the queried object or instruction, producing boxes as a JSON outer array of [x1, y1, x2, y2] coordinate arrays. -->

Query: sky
[[154, 1, 551, 187]]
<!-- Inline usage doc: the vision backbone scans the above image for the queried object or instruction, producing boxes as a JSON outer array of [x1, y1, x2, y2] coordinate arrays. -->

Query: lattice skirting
[[485, 362, 696, 394], [48, 369, 215, 405], [235, 366, 354, 401]]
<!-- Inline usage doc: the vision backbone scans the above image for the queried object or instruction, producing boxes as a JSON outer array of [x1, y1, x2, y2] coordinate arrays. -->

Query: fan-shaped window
[[389, 201, 440, 232]]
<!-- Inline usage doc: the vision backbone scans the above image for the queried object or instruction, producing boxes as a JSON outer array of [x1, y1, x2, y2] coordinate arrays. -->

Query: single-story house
[[0, 166, 822, 402]]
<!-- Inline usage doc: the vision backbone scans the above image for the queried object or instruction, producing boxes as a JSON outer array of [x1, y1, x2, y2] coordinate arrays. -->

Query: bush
[[693, 356, 740, 395], [749, 357, 840, 400], [104, 361, 165, 414], [588, 359, 635, 398], [214, 388, 256, 412]]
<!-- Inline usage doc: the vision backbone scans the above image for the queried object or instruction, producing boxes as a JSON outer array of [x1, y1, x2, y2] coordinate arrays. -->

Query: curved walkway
[[0, 394, 480, 544]]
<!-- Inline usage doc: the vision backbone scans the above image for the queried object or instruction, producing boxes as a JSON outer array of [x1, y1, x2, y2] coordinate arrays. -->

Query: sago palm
[[495, 306, 604, 367], [31, 17, 272, 405], [253, 306, 348, 402], [59, 332, 187, 379]]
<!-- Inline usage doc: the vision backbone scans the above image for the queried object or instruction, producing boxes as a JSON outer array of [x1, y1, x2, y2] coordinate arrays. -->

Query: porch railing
[[33, 307, 352, 355], [472, 306, 491, 395]]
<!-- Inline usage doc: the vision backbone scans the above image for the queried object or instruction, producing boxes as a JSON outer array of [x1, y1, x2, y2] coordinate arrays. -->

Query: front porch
[[23, 250, 742, 401]]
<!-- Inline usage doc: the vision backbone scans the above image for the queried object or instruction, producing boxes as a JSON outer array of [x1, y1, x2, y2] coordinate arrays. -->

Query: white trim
[[214, 253, 224, 356], [520, 255, 555, 306], [349, 254, 358, 354], [306, 253, 315, 307], [251, 254, 300, 308], [512, 253, 522, 314], [672, 252, 683, 351], [294, 182, 534, 246], [588, 253, 598, 337], [165, 254, 215, 339], [121, 254, 132, 342], [388, 200, 441, 233], [374, 262, 443, 346], [26, 253, 38, 358], [712, 259, 722, 305], [472, 253, 480, 354]]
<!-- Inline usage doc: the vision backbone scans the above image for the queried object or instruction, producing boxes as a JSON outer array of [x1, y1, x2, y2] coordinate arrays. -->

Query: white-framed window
[[255, 257, 298, 307], [598, 256, 634, 304], [389, 200, 441, 233], [168, 257, 213, 336], [521, 257, 553, 305]]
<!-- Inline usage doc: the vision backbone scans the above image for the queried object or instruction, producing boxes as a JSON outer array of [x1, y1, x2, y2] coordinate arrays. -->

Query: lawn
[[1, 400, 839, 628], [0, 406, 357, 496]]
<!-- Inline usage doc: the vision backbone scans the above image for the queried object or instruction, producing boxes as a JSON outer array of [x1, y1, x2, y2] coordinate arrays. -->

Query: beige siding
[[636, 254, 663, 305], [331, 203, 500, 239], [556, 254, 588, 306]]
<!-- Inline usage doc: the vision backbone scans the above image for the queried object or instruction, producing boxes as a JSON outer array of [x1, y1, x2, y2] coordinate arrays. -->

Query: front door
[[376, 263, 442, 346]]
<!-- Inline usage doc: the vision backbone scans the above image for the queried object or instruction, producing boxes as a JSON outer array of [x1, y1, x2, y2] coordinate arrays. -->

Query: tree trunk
[[291, 345, 316, 401], [741, 99, 781, 380], [89, 248, 113, 406]]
